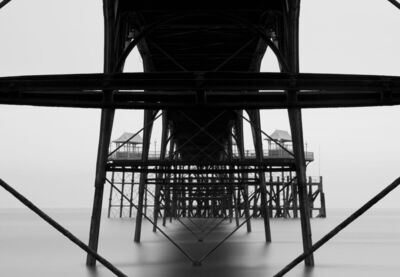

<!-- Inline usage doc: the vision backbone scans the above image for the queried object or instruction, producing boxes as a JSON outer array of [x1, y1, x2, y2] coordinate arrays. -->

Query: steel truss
[[1, 72, 399, 109], [2, 0, 400, 276], [107, 168, 326, 220]]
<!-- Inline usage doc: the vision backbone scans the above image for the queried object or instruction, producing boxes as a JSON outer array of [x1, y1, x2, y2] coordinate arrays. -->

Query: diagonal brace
[[273, 176, 400, 277], [0, 178, 127, 277], [105, 178, 196, 263]]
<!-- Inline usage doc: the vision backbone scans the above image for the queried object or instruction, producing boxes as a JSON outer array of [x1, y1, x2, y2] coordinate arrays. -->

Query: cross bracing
[[1, 0, 399, 276]]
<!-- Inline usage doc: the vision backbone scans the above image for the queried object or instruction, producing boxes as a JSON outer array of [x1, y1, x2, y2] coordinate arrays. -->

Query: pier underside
[[1, 0, 400, 276]]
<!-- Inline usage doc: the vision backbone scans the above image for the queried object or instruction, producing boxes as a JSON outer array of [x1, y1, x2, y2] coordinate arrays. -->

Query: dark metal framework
[[1, 0, 400, 276], [107, 169, 326, 220]]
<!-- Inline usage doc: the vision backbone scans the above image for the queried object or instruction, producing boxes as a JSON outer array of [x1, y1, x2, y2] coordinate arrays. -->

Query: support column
[[285, 0, 314, 266], [87, 0, 122, 265], [119, 171, 125, 218], [234, 187, 240, 226], [288, 109, 314, 265], [134, 110, 156, 242], [153, 113, 168, 232], [276, 176, 281, 217], [319, 176, 326, 218], [227, 132, 235, 224], [129, 172, 134, 218], [234, 111, 251, 232], [163, 139, 175, 226], [107, 171, 114, 218], [291, 171, 298, 218], [247, 110, 271, 242], [86, 109, 114, 266]]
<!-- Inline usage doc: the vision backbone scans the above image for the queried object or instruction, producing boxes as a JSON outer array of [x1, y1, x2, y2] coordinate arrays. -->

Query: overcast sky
[[0, 0, 399, 210]]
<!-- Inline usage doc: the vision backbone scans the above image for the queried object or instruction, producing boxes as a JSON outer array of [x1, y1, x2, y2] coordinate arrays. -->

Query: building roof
[[267, 129, 292, 142], [113, 132, 143, 144]]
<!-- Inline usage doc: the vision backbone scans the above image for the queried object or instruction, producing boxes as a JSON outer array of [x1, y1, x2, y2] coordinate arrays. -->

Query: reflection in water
[[1, 209, 400, 277]]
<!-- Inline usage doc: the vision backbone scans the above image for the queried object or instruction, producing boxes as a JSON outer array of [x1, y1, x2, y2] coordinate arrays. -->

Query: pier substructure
[[153, 113, 169, 231], [134, 110, 156, 242], [107, 132, 326, 221], [4, 0, 400, 274], [86, 5, 119, 258], [93, 0, 324, 266], [247, 109, 271, 242], [286, 1, 314, 265]]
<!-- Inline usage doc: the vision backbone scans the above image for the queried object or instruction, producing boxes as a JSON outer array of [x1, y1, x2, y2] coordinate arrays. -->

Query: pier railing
[[109, 149, 314, 161]]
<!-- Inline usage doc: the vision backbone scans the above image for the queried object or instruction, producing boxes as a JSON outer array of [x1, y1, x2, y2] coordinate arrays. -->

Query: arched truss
[[115, 11, 289, 72]]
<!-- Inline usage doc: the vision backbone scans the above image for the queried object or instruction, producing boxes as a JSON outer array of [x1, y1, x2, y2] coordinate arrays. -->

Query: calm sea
[[1, 208, 399, 277]]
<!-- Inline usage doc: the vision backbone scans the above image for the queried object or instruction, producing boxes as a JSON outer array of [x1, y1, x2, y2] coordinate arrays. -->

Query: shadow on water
[[299, 266, 315, 277], [137, 219, 264, 277], [3, 209, 400, 276], [92, 218, 318, 277]]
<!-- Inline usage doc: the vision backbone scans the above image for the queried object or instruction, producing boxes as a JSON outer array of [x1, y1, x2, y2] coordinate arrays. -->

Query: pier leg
[[129, 172, 135, 218], [107, 171, 114, 218], [285, 0, 314, 266], [163, 185, 171, 226], [235, 111, 252, 232], [291, 171, 298, 218], [87, 109, 114, 266], [233, 188, 240, 227], [248, 109, 271, 242], [288, 108, 314, 266], [119, 171, 125, 218], [134, 110, 155, 242], [153, 172, 162, 231], [319, 176, 326, 218], [227, 133, 235, 224], [242, 182, 252, 232], [87, 0, 122, 265], [153, 113, 168, 232]]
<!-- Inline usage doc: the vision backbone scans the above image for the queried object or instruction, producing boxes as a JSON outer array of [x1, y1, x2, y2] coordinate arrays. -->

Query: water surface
[[1, 209, 399, 277]]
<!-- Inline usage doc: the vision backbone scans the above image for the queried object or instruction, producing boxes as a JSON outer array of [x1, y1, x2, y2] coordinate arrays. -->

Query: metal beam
[[284, 0, 314, 266], [153, 112, 169, 232], [274, 176, 400, 277], [87, 0, 117, 266], [234, 111, 252, 232], [387, 0, 400, 9], [0, 178, 128, 277], [247, 110, 271, 242], [1, 72, 399, 109], [1, 72, 399, 91], [87, 108, 114, 266], [134, 110, 156, 242], [0, 0, 12, 9]]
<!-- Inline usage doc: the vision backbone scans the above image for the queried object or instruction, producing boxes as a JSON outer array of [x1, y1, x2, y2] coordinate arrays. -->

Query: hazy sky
[[0, 0, 399, 210]]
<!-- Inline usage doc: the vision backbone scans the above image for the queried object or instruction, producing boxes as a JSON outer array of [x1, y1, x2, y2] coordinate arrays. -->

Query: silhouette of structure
[[1, 0, 400, 276], [107, 130, 326, 220]]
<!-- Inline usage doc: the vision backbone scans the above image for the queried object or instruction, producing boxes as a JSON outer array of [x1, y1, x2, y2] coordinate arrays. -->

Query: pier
[[1, 0, 400, 276]]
